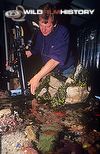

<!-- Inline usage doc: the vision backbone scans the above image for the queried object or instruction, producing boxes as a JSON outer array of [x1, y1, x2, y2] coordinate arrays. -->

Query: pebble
[[1, 130, 27, 154]]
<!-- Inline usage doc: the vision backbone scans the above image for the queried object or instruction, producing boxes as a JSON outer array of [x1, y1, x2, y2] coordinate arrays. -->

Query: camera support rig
[[4, 8, 29, 96], [12, 24, 27, 95], [3, 5, 39, 97]]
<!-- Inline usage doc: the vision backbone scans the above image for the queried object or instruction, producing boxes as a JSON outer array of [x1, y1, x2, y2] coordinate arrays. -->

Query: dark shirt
[[32, 24, 75, 73]]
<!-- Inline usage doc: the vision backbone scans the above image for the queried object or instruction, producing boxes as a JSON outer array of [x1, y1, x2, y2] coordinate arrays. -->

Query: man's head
[[38, 3, 57, 36]]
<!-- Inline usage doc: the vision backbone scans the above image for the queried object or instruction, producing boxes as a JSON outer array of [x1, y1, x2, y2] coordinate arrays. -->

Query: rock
[[21, 147, 38, 154], [25, 126, 36, 141], [48, 87, 57, 97], [49, 76, 62, 89], [74, 64, 83, 80], [65, 86, 89, 103], [38, 88, 47, 97], [65, 77, 74, 84], [0, 108, 11, 117], [49, 76, 63, 97], [36, 75, 63, 99], [1, 131, 27, 154]]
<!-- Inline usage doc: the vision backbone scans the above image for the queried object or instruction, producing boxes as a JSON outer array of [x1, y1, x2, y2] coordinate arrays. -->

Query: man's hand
[[28, 59, 59, 95], [25, 50, 32, 58], [29, 75, 40, 95]]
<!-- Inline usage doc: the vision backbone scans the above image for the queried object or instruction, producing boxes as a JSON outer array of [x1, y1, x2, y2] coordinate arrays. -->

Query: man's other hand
[[25, 50, 32, 58], [28, 75, 40, 95]]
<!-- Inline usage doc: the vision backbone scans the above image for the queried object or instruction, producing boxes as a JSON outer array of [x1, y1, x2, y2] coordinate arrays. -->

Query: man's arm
[[29, 58, 59, 95]]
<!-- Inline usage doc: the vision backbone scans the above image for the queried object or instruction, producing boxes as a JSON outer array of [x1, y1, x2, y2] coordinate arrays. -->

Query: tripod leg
[[17, 52, 27, 95]]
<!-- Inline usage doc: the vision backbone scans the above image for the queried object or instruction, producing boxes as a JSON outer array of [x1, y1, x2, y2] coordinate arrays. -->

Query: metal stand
[[3, 13, 28, 96], [13, 24, 27, 95], [3, 11, 10, 91]]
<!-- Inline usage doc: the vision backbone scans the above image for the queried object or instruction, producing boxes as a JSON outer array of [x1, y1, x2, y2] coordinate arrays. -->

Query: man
[[26, 3, 75, 95]]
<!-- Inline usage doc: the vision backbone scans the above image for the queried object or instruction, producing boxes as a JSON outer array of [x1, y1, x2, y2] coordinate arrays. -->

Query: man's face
[[39, 17, 54, 36]]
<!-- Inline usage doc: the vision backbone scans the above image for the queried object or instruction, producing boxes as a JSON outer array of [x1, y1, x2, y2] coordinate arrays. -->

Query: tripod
[[4, 20, 28, 96]]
